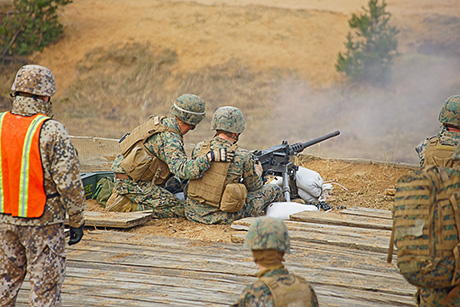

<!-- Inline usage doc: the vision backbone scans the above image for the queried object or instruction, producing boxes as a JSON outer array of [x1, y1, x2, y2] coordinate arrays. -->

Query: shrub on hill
[[335, 0, 399, 85], [0, 0, 71, 58]]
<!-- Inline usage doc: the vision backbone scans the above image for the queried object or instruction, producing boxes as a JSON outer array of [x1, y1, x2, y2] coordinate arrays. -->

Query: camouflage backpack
[[388, 166, 460, 288]]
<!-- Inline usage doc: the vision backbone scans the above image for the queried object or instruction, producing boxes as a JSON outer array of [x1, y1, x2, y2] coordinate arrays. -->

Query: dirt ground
[[85, 155, 416, 243]]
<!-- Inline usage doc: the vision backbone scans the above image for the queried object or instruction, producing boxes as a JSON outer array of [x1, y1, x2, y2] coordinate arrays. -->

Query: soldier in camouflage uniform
[[415, 95, 460, 167], [392, 144, 460, 307], [233, 216, 318, 306], [0, 65, 86, 306], [110, 94, 233, 218], [184, 106, 283, 224]]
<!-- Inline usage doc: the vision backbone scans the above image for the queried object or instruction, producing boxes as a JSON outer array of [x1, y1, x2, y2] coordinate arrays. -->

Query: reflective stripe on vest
[[0, 112, 49, 218]]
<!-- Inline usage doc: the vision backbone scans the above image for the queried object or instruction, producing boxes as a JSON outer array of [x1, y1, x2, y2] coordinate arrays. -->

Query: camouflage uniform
[[415, 126, 460, 166], [416, 95, 460, 167], [0, 65, 86, 306], [185, 137, 282, 224], [234, 267, 319, 307], [416, 286, 460, 307], [233, 217, 318, 306], [111, 95, 212, 219], [184, 107, 283, 224], [395, 144, 460, 307]]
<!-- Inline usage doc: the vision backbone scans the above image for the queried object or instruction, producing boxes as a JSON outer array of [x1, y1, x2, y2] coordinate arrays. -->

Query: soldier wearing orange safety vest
[[0, 65, 86, 306]]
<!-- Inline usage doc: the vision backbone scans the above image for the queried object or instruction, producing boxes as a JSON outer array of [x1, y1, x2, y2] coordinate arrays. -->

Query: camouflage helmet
[[170, 94, 206, 126], [11, 64, 56, 97], [211, 106, 245, 134], [243, 216, 290, 254], [438, 95, 460, 127]]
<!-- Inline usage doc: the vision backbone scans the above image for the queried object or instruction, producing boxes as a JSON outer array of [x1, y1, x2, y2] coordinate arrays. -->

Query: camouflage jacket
[[415, 126, 460, 166], [0, 96, 86, 228], [112, 116, 211, 181], [185, 136, 263, 215], [233, 267, 319, 307]]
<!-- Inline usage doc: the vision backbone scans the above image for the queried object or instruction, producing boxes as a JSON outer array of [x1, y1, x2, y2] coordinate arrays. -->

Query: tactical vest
[[388, 166, 460, 289], [187, 141, 246, 212], [0, 112, 49, 218], [260, 274, 313, 307], [423, 137, 456, 167], [119, 116, 181, 184]]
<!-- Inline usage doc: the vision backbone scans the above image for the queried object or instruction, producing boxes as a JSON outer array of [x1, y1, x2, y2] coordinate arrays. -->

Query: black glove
[[69, 222, 85, 246], [207, 148, 234, 162]]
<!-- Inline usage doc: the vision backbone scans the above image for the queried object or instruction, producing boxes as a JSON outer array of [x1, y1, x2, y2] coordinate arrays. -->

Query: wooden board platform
[[15, 207, 416, 306], [65, 210, 153, 229]]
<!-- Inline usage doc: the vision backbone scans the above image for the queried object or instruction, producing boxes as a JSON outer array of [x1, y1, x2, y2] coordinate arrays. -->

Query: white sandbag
[[295, 166, 323, 198], [298, 182, 333, 204], [298, 188, 319, 204], [319, 183, 333, 202], [266, 201, 319, 220]]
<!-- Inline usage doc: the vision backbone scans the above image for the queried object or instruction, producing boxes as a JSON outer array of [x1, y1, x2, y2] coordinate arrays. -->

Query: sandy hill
[[1, 0, 460, 165]]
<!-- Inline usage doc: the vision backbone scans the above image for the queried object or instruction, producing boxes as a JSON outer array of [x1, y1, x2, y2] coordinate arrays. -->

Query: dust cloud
[[264, 54, 460, 165]]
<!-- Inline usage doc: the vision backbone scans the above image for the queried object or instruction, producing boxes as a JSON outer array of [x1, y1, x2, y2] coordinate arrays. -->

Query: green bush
[[335, 0, 399, 84], [0, 0, 71, 58]]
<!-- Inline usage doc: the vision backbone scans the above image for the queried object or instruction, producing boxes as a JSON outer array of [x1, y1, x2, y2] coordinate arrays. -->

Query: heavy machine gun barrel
[[288, 130, 340, 155]]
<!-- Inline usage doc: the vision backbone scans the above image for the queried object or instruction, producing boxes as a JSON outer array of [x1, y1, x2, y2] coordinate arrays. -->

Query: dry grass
[[53, 42, 297, 150]]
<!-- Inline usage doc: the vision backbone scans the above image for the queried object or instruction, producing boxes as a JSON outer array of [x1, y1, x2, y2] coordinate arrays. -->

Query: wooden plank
[[340, 207, 393, 220], [65, 210, 153, 229], [290, 210, 393, 230], [15, 230, 415, 307], [70, 231, 413, 295], [232, 228, 392, 254], [232, 218, 393, 253]]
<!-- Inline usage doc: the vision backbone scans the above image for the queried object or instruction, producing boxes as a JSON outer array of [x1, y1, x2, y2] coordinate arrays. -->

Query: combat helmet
[[170, 94, 206, 126], [244, 216, 290, 253], [211, 106, 245, 134], [438, 95, 460, 127], [11, 65, 56, 97]]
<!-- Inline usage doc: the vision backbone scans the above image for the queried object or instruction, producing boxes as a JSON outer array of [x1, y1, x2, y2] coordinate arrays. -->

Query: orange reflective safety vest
[[0, 112, 50, 218]]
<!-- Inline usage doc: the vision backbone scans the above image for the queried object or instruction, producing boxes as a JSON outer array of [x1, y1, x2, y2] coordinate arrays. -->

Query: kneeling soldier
[[185, 106, 282, 224]]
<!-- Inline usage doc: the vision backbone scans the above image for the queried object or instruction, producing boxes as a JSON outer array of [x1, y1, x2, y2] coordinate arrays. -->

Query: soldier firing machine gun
[[253, 130, 340, 202]]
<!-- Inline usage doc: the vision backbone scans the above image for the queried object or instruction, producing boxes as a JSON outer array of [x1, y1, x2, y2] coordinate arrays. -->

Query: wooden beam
[[65, 211, 153, 229]]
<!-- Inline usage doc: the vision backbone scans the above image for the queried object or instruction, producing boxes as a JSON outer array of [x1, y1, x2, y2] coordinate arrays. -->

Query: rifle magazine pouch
[[220, 183, 247, 213], [120, 144, 158, 182]]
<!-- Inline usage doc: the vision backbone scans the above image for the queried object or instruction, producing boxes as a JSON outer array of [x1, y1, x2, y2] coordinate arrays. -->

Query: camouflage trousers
[[185, 183, 283, 224], [0, 223, 66, 307], [416, 286, 460, 306], [114, 178, 185, 219]]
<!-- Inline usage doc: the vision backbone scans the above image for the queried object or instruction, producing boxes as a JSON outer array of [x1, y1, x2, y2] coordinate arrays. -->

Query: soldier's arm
[[242, 152, 263, 192], [45, 121, 86, 228], [415, 137, 430, 167], [150, 131, 211, 180]]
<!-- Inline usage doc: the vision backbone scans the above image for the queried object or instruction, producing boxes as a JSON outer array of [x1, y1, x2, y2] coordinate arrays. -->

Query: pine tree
[[0, 0, 72, 58], [335, 0, 399, 84]]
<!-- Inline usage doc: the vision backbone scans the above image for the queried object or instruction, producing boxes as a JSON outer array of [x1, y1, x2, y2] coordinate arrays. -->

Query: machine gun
[[253, 130, 340, 202]]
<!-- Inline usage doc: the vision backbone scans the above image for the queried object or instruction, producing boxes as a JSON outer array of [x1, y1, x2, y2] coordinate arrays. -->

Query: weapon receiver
[[253, 130, 340, 201]]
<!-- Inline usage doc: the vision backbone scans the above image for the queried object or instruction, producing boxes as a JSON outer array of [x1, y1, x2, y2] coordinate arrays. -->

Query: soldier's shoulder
[[235, 147, 252, 158], [41, 119, 70, 139]]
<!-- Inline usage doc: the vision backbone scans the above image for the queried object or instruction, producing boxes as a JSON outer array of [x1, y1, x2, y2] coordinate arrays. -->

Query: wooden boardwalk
[[15, 207, 416, 306]]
